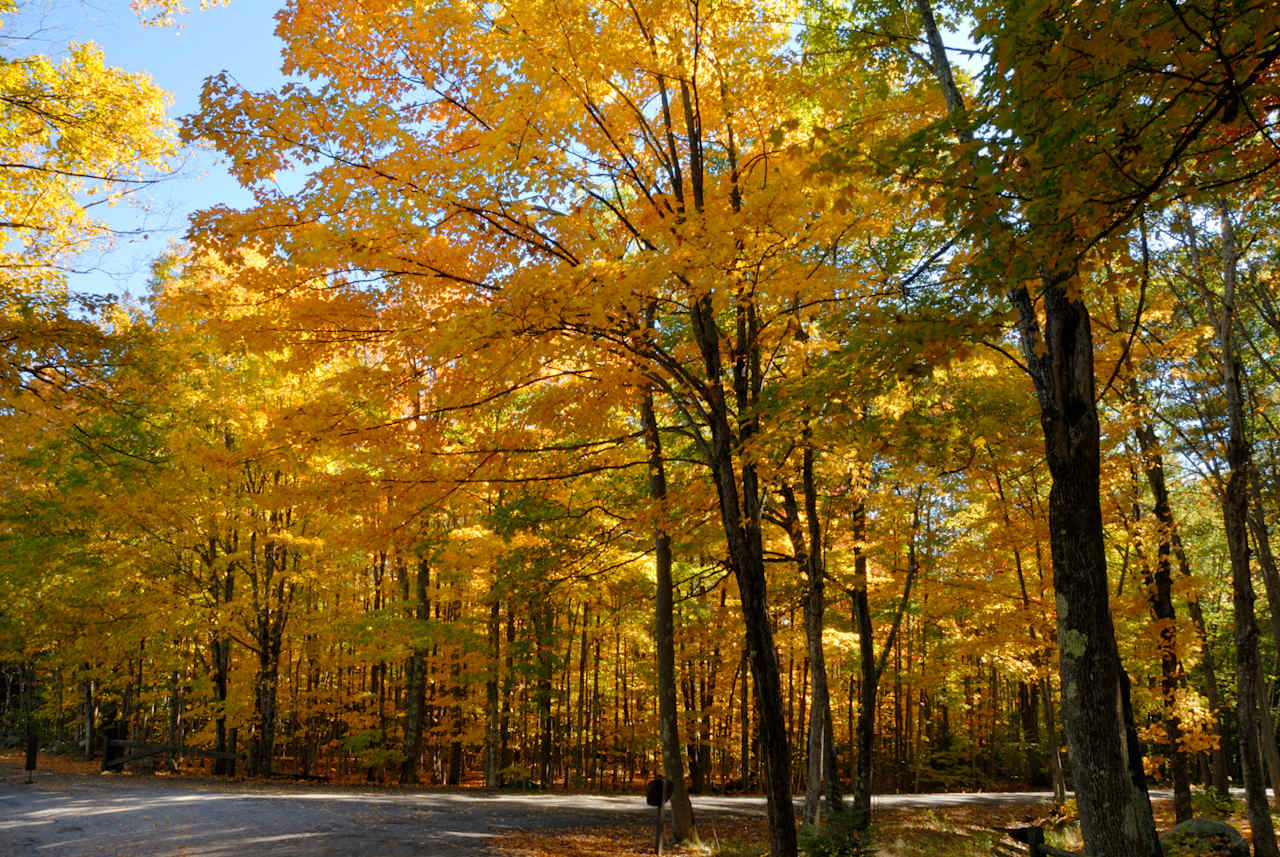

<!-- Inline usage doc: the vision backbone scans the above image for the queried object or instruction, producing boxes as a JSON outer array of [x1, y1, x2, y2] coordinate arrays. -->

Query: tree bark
[[688, 289, 796, 857], [484, 596, 501, 788], [912, 5, 1162, 852], [1245, 478, 1280, 807], [399, 555, 430, 784], [641, 386, 696, 841], [1217, 202, 1280, 857], [1012, 273, 1162, 857], [781, 447, 842, 825]]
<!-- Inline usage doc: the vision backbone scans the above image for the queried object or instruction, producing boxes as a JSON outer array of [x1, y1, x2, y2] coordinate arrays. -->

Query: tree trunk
[[740, 650, 750, 788], [689, 290, 796, 857], [211, 635, 232, 776], [1040, 676, 1067, 804], [782, 447, 842, 825], [912, 4, 1161, 851], [1135, 411, 1229, 803], [485, 596, 501, 788], [535, 605, 555, 790], [251, 631, 281, 777], [642, 386, 696, 841], [1127, 419, 1192, 822], [802, 448, 842, 820], [400, 555, 430, 784], [850, 502, 876, 828], [1246, 478, 1280, 807], [1217, 202, 1280, 857], [1011, 271, 1163, 857]]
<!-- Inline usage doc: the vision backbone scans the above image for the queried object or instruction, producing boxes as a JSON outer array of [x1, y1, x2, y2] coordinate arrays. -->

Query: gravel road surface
[[0, 761, 1057, 857]]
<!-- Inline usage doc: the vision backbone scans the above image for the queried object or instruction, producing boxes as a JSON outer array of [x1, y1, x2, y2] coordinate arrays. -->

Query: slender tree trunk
[[400, 556, 430, 784], [689, 290, 796, 857], [485, 596, 501, 788], [211, 557, 235, 777], [1246, 478, 1280, 807], [1255, 662, 1280, 809], [80, 675, 95, 761], [802, 448, 842, 819], [1247, 476, 1280, 668], [251, 630, 282, 777], [535, 605, 555, 790], [740, 650, 750, 787], [211, 634, 232, 775], [1135, 411, 1230, 803], [1217, 202, 1280, 857], [1040, 676, 1067, 803], [782, 447, 842, 824], [850, 502, 876, 828], [641, 387, 696, 839]]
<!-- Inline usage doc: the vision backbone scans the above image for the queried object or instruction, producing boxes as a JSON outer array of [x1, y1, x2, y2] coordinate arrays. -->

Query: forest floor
[[0, 752, 1270, 857]]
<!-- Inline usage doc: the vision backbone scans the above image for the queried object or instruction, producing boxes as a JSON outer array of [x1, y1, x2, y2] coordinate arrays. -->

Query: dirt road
[[0, 763, 1056, 857]]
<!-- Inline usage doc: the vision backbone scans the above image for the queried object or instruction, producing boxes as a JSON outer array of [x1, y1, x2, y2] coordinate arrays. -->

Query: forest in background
[[2, 1, 1280, 856]]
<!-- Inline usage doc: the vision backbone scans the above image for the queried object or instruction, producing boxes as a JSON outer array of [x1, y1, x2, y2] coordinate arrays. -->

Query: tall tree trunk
[[1012, 272, 1162, 857], [1246, 478, 1280, 807], [534, 604, 555, 790], [641, 387, 696, 840], [740, 650, 750, 787], [80, 675, 94, 761], [1135, 411, 1230, 801], [851, 575, 875, 828], [1040, 676, 1067, 803], [914, 7, 1162, 853], [484, 596, 501, 788], [211, 634, 232, 776], [781, 447, 842, 825], [1127, 420, 1193, 822], [849, 495, 917, 828], [1217, 202, 1280, 857], [400, 555, 430, 784], [688, 289, 796, 857], [802, 447, 842, 820], [251, 628, 282, 777], [1247, 476, 1280, 669]]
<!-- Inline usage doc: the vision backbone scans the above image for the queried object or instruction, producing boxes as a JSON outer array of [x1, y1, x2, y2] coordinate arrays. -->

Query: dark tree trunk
[[1245, 479, 1280, 807], [400, 556, 430, 784], [535, 605, 555, 790], [912, 3, 1162, 851], [642, 386, 696, 840], [850, 503, 876, 827], [1016, 681, 1043, 786], [1217, 203, 1280, 857], [1122, 416, 1192, 822], [211, 634, 232, 776], [246, 523, 292, 779], [1134, 413, 1220, 813], [781, 447, 842, 825], [484, 597, 501, 788], [687, 289, 796, 857], [1040, 676, 1067, 803], [250, 629, 282, 777], [1011, 272, 1162, 857], [851, 591, 876, 827]]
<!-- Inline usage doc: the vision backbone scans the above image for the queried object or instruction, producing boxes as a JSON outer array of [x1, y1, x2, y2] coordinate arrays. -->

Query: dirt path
[[0, 761, 1058, 857]]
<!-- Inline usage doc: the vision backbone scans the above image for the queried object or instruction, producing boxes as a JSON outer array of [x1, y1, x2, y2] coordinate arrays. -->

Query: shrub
[[798, 808, 874, 857], [1191, 788, 1237, 820]]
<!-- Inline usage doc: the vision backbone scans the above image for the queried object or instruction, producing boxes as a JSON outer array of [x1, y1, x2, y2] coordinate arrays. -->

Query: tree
[[894, 0, 1280, 851]]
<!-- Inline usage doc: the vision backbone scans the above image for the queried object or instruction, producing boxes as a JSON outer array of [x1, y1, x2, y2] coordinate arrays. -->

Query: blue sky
[[5, 0, 290, 299]]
